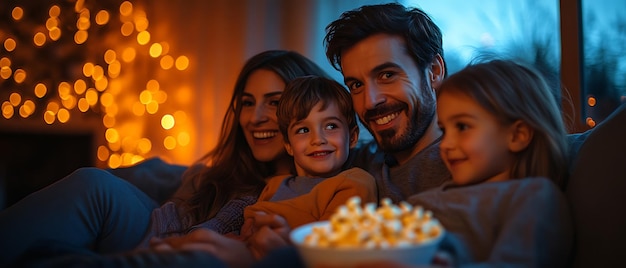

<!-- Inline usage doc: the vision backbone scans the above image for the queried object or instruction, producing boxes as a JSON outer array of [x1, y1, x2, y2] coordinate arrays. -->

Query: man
[[326, 3, 451, 203], [246, 2, 453, 262]]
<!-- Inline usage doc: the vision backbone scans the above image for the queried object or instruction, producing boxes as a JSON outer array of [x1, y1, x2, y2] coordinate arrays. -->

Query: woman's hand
[[150, 229, 255, 268], [244, 212, 292, 259]]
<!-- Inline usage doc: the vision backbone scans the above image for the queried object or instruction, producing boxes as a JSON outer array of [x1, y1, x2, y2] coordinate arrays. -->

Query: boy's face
[[436, 91, 513, 185], [284, 101, 357, 178]]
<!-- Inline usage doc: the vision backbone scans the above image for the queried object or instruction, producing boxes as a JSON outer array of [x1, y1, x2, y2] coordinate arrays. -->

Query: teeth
[[312, 151, 330, 156], [374, 112, 399, 125], [252, 131, 276, 139]]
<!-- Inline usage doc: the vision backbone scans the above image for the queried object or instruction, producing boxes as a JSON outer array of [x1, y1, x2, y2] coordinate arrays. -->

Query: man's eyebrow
[[371, 62, 401, 75], [343, 62, 402, 85]]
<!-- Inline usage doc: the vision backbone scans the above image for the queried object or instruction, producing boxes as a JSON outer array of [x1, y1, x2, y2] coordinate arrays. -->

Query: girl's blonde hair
[[437, 59, 569, 188]]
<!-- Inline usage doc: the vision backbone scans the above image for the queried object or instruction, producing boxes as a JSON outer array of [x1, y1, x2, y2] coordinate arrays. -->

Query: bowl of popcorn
[[290, 197, 445, 268]]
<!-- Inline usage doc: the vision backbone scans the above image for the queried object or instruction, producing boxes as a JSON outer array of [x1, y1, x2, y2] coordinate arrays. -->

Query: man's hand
[[150, 229, 255, 268]]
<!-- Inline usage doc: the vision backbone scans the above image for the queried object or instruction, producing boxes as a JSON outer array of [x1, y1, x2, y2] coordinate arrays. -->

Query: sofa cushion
[[565, 103, 626, 267]]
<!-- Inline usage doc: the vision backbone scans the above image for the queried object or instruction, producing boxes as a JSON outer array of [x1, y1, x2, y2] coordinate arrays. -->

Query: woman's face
[[239, 69, 287, 163]]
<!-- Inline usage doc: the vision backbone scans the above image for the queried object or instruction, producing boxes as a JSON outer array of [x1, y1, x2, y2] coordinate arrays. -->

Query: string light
[[1, 0, 194, 167]]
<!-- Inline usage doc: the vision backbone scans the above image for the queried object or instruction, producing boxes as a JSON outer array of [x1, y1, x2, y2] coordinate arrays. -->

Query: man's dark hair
[[324, 3, 444, 75]]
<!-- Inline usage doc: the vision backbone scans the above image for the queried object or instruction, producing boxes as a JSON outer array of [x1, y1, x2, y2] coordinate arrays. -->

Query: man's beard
[[374, 86, 436, 154]]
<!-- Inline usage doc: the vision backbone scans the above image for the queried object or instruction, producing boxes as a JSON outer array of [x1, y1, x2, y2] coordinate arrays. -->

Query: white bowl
[[290, 220, 445, 268]]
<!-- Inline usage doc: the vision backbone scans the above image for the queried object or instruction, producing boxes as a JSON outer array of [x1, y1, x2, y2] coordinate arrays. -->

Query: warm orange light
[[74, 79, 87, 94], [146, 100, 159, 114], [34, 83, 47, 98], [61, 95, 77, 109], [164, 136, 176, 150], [95, 77, 108, 91], [83, 62, 94, 77], [106, 128, 120, 143], [108, 60, 121, 78], [57, 108, 70, 123], [120, 1, 134, 16], [160, 55, 174, 70], [9, 92, 21, 106], [175, 55, 189, 70], [2, 101, 14, 119], [97, 145, 110, 161], [134, 15, 149, 32], [586, 117, 596, 128], [13, 69, 27, 83], [34, 32, 47, 46], [121, 22, 134, 36], [4, 38, 17, 52], [103, 114, 116, 128], [95, 10, 110, 25], [46, 18, 59, 30], [78, 98, 90, 112], [137, 31, 150, 45], [92, 65, 104, 80], [58, 82, 71, 99], [104, 49, 116, 64], [149, 43, 162, 58], [74, 30, 88, 44], [85, 89, 98, 105], [108, 153, 122, 169], [161, 114, 175, 129], [1, 66, 12, 79], [121, 47, 136, 62], [0, 57, 10, 67], [178, 131, 190, 146], [587, 96, 596, 107], [77, 17, 90, 31], [44, 110, 55, 124], [49, 27, 61, 41], [100, 92, 114, 107], [137, 138, 152, 154], [49, 5, 61, 18], [12, 7, 24, 20]]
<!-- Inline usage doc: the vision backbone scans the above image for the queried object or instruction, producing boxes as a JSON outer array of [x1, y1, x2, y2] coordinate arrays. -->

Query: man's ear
[[349, 125, 359, 148], [429, 54, 446, 89], [508, 120, 534, 152], [284, 142, 294, 156]]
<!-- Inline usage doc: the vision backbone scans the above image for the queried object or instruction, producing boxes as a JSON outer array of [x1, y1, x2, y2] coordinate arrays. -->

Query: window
[[581, 0, 626, 127]]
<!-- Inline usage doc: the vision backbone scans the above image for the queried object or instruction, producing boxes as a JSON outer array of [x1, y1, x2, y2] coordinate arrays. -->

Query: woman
[[0, 50, 330, 267]]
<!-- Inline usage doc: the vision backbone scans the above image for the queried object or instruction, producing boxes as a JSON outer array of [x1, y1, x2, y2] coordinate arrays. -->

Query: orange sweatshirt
[[244, 167, 377, 228]]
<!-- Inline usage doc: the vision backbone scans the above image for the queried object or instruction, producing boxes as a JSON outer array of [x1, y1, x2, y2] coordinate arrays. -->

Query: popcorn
[[303, 196, 443, 249]]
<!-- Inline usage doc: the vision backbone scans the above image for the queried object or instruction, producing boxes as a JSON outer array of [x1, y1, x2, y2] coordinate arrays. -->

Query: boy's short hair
[[277, 75, 357, 143]]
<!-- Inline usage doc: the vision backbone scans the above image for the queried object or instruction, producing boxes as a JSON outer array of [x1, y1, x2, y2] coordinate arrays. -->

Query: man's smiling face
[[340, 33, 436, 155]]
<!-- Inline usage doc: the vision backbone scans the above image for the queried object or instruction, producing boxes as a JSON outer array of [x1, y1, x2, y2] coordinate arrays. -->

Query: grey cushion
[[566, 103, 626, 267]]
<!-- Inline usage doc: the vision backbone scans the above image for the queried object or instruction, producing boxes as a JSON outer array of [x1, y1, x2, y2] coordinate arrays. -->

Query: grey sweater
[[408, 178, 573, 267]]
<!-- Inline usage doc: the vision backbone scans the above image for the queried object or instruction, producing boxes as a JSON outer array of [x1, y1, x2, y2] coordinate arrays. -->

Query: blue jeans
[[0, 167, 158, 266]]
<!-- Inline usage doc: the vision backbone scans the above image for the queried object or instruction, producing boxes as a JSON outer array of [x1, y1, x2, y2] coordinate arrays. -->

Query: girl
[[0, 50, 331, 267], [410, 59, 572, 266]]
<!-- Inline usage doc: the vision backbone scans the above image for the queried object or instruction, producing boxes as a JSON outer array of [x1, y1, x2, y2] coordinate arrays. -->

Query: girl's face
[[436, 91, 514, 186], [284, 101, 357, 178], [239, 69, 288, 164]]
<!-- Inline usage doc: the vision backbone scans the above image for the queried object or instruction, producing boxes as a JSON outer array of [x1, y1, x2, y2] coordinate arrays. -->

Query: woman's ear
[[349, 125, 359, 148], [284, 143, 294, 156], [508, 120, 534, 152], [429, 54, 446, 89]]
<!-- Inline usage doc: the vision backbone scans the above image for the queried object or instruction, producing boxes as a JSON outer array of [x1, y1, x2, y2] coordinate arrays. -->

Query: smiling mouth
[[373, 112, 400, 125], [309, 151, 332, 157], [252, 131, 277, 139]]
